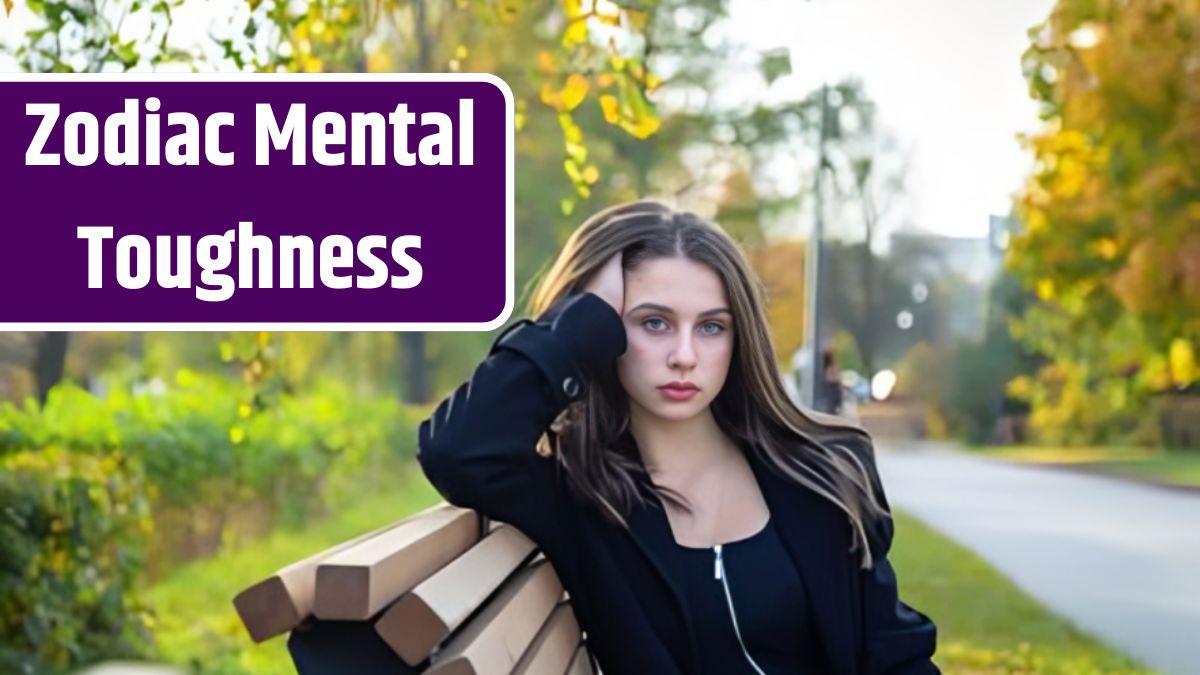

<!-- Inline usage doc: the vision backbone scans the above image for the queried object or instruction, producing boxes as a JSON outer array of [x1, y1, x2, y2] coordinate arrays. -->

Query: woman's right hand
[[584, 251, 625, 317]]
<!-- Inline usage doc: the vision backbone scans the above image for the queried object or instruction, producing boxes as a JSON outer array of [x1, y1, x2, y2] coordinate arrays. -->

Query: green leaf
[[114, 38, 140, 69], [759, 47, 791, 85]]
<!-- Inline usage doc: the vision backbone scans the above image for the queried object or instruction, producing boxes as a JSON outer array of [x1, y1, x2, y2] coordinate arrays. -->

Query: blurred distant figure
[[822, 348, 844, 415]]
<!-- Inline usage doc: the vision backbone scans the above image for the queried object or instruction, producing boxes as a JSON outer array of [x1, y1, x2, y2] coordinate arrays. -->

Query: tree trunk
[[392, 0, 437, 406], [128, 331, 145, 361], [397, 332, 431, 404], [859, 227, 877, 377], [34, 332, 69, 405]]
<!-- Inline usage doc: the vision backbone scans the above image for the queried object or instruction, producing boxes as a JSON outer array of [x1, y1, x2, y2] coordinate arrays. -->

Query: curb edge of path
[[977, 453, 1200, 496]]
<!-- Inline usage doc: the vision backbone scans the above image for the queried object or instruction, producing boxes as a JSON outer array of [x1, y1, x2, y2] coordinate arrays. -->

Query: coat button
[[562, 376, 581, 398]]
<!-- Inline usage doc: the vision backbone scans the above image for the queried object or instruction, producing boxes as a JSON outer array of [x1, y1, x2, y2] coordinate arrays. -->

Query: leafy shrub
[[0, 373, 416, 671], [0, 448, 154, 674], [0, 373, 413, 543]]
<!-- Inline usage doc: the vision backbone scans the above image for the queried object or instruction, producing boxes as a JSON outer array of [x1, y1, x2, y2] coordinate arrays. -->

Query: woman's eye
[[643, 318, 667, 331], [700, 322, 725, 335]]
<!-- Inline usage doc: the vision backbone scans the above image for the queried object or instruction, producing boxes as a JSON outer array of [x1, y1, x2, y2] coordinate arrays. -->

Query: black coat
[[417, 292, 939, 675]]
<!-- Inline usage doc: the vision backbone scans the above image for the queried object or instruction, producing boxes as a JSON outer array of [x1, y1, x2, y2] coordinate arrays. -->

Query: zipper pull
[[713, 543, 723, 580]]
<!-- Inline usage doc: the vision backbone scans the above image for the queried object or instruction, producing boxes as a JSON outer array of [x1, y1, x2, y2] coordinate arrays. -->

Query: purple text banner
[[0, 74, 513, 330]]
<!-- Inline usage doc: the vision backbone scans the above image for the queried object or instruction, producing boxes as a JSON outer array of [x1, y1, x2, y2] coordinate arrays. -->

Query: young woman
[[417, 200, 939, 674]]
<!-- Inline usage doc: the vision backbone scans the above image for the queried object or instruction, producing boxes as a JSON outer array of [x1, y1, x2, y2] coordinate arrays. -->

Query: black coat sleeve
[[853, 438, 941, 675], [415, 292, 626, 547]]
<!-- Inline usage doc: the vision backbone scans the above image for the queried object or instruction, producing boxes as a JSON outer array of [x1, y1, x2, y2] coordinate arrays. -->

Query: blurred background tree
[[1008, 0, 1199, 445]]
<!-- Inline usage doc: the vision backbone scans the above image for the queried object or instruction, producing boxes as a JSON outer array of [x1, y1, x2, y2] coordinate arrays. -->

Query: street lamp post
[[804, 83, 832, 412]]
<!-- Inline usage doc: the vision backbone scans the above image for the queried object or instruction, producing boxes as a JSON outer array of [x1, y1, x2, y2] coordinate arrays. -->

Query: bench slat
[[423, 559, 563, 675], [511, 602, 582, 675], [566, 644, 596, 675], [238, 504, 601, 674], [314, 505, 480, 620], [374, 524, 537, 666], [233, 502, 460, 642]]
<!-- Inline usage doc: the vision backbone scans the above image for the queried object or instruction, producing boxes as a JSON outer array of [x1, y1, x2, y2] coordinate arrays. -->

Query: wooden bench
[[232, 502, 600, 675]]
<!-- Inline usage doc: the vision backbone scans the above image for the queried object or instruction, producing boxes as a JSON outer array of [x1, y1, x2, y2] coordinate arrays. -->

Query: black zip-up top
[[671, 514, 825, 674], [416, 292, 940, 674]]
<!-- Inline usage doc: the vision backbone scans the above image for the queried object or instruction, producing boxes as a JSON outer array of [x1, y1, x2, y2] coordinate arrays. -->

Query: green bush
[[0, 373, 416, 672], [0, 373, 413, 542], [0, 447, 155, 674]]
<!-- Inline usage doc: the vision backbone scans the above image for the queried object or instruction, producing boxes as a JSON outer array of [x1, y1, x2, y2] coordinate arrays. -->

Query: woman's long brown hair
[[528, 199, 890, 570]]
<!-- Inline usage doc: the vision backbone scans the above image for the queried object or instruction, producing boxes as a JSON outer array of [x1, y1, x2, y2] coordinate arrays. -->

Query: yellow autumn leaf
[[239, 403, 253, 418], [564, 158, 583, 185], [366, 50, 392, 73], [301, 55, 324, 73], [1168, 338, 1197, 385], [619, 114, 661, 139], [562, 74, 589, 111], [563, 20, 588, 48], [230, 427, 246, 444], [599, 95, 620, 123], [1027, 209, 1048, 233], [455, 45, 469, 60], [540, 83, 562, 110], [3, 0, 12, 17], [1036, 278, 1055, 301], [1054, 128, 1088, 153], [582, 165, 599, 184], [537, 50, 557, 75], [565, 141, 587, 164], [1054, 155, 1086, 198], [1094, 237, 1119, 260], [559, 113, 583, 144]]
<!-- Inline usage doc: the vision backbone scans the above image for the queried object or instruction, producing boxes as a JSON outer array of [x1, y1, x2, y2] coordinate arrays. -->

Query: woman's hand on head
[[584, 251, 624, 317]]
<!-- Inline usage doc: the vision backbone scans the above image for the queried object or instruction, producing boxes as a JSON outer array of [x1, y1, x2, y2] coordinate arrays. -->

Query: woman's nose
[[669, 332, 698, 369]]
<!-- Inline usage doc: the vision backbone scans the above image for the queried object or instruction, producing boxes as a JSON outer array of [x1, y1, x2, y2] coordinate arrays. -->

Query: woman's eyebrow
[[627, 302, 731, 317]]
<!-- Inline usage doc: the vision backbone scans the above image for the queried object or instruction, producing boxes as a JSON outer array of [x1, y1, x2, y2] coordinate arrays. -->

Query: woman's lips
[[657, 385, 699, 401]]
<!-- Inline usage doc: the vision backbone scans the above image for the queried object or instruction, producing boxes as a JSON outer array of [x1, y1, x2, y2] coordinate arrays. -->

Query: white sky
[[714, 0, 1058, 238], [2, 0, 1056, 238]]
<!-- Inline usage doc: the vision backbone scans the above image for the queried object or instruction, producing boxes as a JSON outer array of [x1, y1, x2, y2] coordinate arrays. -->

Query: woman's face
[[616, 256, 735, 423]]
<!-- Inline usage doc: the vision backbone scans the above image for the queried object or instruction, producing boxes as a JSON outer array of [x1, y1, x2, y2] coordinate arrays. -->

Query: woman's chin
[[645, 400, 706, 423]]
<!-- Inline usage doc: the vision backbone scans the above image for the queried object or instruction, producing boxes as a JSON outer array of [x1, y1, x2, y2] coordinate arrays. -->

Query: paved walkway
[[875, 440, 1200, 675]]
